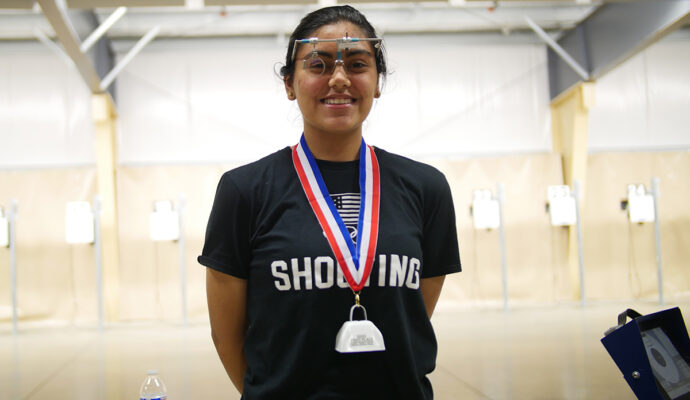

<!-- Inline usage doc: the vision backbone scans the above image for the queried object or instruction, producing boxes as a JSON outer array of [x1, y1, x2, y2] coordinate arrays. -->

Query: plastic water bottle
[[139, 370, 167, 400]]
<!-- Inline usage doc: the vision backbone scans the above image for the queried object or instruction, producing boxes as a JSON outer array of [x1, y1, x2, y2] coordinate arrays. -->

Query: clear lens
[[302, 54, 327, 75], [301, 54, 372, 76], [293, 38, 381, 77]]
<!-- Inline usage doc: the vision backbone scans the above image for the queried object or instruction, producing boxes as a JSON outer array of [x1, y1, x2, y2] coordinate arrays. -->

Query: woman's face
[[285, 21, 380, 139]]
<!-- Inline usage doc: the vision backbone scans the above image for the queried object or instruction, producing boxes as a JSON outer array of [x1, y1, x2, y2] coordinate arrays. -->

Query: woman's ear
[[284, 77, 296, 101]]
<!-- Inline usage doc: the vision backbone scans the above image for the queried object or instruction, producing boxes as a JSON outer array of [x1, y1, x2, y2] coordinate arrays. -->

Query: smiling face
[[285, 21, 380, 143]]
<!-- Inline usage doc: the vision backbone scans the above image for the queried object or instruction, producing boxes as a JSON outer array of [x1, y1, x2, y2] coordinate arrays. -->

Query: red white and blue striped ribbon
[[292, 134, 380, 292]]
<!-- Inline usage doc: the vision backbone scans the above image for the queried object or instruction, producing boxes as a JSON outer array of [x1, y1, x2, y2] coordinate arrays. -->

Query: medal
[[292, 134, 385, 353], [334, 292, 385, 353]]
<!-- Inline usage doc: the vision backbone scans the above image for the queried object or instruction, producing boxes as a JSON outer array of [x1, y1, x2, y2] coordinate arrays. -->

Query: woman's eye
[[303, 56, 328, 74], [307, 59, 325, 69], [348, 61, 368, 72]]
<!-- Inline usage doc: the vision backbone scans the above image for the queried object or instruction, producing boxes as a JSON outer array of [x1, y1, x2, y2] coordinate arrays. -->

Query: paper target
[[645, 332, 681, 384]]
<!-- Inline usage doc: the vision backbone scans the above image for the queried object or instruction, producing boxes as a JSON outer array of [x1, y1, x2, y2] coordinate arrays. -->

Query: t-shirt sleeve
[[197, 172, 251, 279], [421, 170, 461, 278]]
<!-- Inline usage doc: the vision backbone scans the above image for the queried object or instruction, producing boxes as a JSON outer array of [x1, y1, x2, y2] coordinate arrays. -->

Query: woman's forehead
[[296, 42, 374, 60], [309, 21, 366, 38]]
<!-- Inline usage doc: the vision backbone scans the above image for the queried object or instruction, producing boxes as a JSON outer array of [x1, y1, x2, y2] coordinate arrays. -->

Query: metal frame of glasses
[[291, 36, 382, 76]]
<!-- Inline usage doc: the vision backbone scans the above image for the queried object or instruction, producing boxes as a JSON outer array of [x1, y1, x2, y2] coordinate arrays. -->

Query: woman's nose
[[328, 63, 351, 89]]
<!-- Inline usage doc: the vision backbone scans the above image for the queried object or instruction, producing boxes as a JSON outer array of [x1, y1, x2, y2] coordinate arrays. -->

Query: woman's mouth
[[323, 98, 355, 105]]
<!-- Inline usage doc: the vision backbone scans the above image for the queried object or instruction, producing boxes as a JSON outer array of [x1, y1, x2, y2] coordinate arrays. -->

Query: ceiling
[[0, 1, 603, 41]]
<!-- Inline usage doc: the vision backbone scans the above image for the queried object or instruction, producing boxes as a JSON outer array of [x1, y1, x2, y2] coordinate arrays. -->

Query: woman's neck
[[303, 129, 362, 162]]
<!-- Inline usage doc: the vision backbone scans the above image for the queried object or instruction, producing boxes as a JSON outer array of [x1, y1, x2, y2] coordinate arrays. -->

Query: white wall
[[0, 30, 688, 168], [589, 29, 690, 152], [115, 33, 551, 164], [0, 42, 94, 168], [115, 36, 295, 165], [367, 34, 551, 158]]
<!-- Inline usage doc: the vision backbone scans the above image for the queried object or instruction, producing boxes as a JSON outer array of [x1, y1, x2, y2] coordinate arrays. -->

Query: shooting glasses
[[291, 36, 382, 76]]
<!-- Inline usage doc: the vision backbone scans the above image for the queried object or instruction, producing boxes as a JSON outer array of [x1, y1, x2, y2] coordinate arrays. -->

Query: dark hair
[[280, 5, 387, 82]]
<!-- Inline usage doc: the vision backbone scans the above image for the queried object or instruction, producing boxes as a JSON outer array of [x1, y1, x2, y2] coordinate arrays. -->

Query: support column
[[92, 93, 120, 322], [551, 82, 595, 301]]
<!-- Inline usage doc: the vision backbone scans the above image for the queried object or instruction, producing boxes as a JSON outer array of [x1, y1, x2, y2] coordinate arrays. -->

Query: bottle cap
[[147, 369, 158, 375]]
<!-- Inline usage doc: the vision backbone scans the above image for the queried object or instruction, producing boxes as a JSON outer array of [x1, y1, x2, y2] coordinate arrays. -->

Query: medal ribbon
[[292, 134, 380, 292]]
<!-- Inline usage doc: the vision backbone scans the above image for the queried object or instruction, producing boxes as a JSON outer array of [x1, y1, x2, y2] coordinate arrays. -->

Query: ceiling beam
[[101, 25, 159, 91], [547, 0, 690, 100], [525, 15, 589, 81], [37, 0, 128, 100], [81, 6, 126, 53], [66, 0, 183, 7], [37, 0, 103, 93], [2, 0, 34, 8], [0, 4, 595, 39]]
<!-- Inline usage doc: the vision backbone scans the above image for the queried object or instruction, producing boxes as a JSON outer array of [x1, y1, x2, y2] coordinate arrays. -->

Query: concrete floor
[[2, 301, 687, 399]]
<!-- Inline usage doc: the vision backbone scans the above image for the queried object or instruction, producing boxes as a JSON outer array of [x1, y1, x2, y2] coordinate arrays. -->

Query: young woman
[[199, 5, 461, 399]]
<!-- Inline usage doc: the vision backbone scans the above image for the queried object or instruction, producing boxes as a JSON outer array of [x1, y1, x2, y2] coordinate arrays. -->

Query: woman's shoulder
[[221, 146, 293, 184]]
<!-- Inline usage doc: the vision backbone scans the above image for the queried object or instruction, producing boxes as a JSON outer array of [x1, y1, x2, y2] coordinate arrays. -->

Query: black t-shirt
[[199, 146, 461, 400]]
